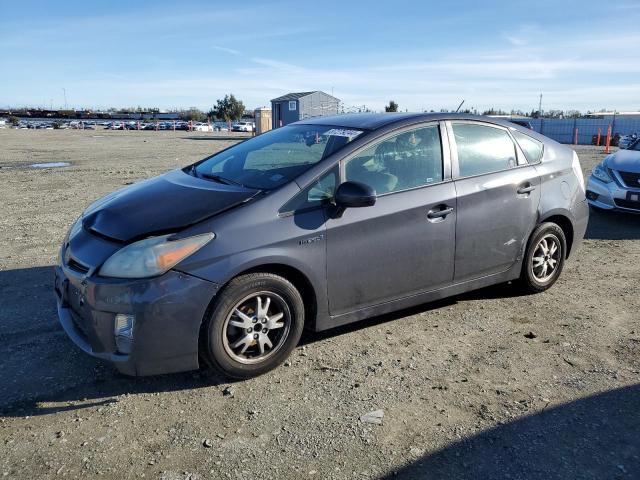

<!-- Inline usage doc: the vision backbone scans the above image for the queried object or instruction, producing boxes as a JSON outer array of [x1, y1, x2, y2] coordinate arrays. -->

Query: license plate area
[[67, 282, 88, 317], [66, 283, 94, 342]]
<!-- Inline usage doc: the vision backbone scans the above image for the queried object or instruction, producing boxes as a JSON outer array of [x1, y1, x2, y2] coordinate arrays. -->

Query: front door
[[326, 123, 456, 316], [448, 121, 541, 282]]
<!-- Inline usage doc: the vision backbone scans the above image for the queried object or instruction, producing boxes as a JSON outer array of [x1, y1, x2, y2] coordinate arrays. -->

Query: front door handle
[[427, 206, 454, 219], [517, 184, 536, 194]]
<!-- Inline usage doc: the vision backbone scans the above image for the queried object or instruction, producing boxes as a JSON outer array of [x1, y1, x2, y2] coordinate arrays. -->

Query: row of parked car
[[104, 120, 255, 132], [9, 119, 255, 132], [103, 121, 222, 131]]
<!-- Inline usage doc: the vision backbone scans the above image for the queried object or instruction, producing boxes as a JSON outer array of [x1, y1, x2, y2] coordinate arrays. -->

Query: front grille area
[[614, 198, 640, 211], [63, 246, 90, 274], [617, 170, 640, 188], [67, 257, 90, 274]]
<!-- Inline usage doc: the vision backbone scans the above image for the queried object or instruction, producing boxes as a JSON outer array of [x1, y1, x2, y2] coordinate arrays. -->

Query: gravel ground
[[0, 129, 639, 479]]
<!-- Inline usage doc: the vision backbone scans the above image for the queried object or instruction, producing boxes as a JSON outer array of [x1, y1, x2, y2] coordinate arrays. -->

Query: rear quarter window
[[511, 130, 543, 164]]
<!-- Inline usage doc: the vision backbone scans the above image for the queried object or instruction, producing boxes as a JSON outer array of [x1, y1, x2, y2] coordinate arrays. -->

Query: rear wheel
[[204, 273, 304, 379], [519, 222, 566, 293]]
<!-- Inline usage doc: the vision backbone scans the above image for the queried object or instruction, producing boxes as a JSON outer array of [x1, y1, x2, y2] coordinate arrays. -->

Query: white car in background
[[231, 121, 254, 132], [192, 123, 213, 132]]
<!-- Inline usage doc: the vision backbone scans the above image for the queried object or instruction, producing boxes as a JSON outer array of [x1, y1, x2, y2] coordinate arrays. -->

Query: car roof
[[294, 112, 511, 130]]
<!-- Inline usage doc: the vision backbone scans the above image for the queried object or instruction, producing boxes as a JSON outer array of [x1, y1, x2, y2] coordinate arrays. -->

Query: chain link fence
[[527, 117, 640, 145]]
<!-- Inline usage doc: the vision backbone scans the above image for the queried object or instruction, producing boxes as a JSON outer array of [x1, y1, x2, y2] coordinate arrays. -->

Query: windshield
[[192, 124, 364, 189]]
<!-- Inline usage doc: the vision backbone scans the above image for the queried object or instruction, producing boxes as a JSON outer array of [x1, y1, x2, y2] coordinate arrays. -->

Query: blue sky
[[1, 0, 640, 112]]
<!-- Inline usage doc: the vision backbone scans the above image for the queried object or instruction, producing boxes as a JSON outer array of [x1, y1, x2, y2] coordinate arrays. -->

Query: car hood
[[82, 169, 259, 243], [605, 149, 640, 173]]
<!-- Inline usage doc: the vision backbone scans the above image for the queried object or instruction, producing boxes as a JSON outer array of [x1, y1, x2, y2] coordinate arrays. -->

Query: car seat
[[346, 142, 398, 194]]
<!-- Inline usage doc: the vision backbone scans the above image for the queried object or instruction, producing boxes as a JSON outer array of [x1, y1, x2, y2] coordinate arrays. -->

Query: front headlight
[[591, 162, 613, 183], [99, 232, 215, 279]]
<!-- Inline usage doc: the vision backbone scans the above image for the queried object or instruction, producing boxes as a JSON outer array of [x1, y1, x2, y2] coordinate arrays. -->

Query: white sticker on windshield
[[323, 129, 363, 139]]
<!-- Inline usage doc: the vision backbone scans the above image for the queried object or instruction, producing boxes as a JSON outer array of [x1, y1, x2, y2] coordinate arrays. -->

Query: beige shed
[[254, 107, 272, 135]]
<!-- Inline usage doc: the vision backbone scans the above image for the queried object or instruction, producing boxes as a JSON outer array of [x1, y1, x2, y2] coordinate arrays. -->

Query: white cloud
[[2, 13, 640, 113], [503, 24, 544, 47], [212, 46, 241, 56]]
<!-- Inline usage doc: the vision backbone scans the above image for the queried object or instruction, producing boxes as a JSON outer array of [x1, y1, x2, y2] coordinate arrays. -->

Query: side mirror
[[335, 181, 376, 208]]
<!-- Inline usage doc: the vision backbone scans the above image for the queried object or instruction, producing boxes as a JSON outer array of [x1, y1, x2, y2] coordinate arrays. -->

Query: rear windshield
[[192, 125, 363, 190]]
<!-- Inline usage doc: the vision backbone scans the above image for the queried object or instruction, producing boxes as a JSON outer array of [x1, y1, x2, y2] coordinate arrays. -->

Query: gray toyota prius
[[55, 113, 589, 378]]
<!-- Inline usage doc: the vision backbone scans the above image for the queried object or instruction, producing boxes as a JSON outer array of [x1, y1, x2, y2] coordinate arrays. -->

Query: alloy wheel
[[530, 234, 561, 283], [222, 292, 291, 365]]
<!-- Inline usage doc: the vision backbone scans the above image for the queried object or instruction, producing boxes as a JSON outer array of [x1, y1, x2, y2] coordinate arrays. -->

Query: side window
[[511, 130, 543, 164], [453, 123, 518, 177], [288, 101, 296, 111], [280, 167, 337, 213], [344, 125, 443, 195]]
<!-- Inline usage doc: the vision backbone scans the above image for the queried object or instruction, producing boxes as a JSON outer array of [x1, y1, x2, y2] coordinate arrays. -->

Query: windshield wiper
[[199, 172, 245, 187]]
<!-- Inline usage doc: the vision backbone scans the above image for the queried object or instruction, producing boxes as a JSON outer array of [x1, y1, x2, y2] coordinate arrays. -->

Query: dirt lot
[[1, 129, 639, 479]]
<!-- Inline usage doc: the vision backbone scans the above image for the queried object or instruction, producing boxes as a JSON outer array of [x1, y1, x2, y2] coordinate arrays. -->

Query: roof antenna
[[455, 99, 465, 113]]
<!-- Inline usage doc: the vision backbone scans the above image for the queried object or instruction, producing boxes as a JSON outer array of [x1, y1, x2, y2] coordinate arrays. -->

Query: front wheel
[[204, 273, 305, 379], [519, 222, 567, 293]]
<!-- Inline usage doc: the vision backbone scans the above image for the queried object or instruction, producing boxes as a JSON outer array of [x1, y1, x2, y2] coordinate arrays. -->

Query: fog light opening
[[586, 190, 599, 201], [114, 314, 135, 354]]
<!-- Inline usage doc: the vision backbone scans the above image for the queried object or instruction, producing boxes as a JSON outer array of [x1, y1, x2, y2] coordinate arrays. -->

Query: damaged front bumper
[[54, 263, 219, 376]]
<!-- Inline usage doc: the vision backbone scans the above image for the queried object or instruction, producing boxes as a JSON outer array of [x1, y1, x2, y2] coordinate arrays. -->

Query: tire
[[519, 222, 567, 293], [204, 273, 305, 379]]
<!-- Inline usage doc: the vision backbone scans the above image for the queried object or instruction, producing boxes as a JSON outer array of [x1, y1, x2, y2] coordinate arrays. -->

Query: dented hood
[[82, 169, 258, 242]]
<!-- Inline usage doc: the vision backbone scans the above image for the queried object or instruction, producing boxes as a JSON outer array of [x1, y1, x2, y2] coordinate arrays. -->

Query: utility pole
[[63, 88, 67, 110], [538, 93, 545, 135], [538, 93, 542, 116]]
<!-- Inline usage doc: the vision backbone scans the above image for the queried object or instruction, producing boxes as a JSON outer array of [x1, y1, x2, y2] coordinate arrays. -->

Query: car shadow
[[301, 281, 526, 346], [0, 265, 532, 418], [0, 266, 228, 418], [380, 384, 640, 479], [585, 207, 640, 240]]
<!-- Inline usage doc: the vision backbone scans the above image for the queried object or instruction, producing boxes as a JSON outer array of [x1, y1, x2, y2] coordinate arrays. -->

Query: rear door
[[325, 122, 456, 316], [447, 121, 541, 282]]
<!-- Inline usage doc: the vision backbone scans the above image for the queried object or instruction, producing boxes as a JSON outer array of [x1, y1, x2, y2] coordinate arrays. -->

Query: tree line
[[382, 101, 610, 118], [179, 94, 246, 123], [3, 94, 248, 123]]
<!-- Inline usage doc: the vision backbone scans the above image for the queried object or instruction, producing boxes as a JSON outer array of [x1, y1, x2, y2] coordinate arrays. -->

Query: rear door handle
[[427, 206, 454, 219], [517, 184, 536, 194]]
